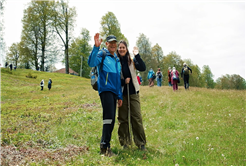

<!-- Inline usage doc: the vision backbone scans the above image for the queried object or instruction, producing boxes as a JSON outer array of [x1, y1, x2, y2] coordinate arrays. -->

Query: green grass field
[[1, 68, 245, 165]]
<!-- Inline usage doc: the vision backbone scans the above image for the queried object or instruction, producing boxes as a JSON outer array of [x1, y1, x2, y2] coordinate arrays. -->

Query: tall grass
[[1, 68, 245, 165]]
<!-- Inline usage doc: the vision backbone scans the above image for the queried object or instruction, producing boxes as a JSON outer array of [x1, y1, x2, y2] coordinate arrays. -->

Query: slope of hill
[[1, 68, 245, 165]]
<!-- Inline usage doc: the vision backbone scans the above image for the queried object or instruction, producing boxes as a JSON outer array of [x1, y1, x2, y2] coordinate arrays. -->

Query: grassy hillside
[[1, 68, 245, 165]]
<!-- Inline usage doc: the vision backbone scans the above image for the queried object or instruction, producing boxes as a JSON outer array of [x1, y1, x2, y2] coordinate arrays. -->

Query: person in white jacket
[[116, 40, 147, 151], [40, 79, 44, 90]]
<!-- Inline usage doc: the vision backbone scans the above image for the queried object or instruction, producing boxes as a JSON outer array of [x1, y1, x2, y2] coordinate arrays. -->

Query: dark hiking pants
[[99, 91, 117, 149], [118, 93, 146, 147], [183, 74, 190, 89]]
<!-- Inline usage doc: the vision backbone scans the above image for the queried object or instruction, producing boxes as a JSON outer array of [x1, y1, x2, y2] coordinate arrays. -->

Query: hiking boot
[[100, 148, 107, 155], [106, 148, 116, 157], [139, 145, 147, 151]]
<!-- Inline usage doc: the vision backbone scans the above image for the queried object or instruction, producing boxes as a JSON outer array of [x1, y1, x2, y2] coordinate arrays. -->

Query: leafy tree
[[99, 11, 128, 48], [151, 43, 164, 69], [6, 43, 20, 67], [190, 64, 203, 87], [69, 28, 92, 78], [30, 1, 57, 71], [52, 0, 77, 74], [216, 74, 246, 90], [21, 5, 40, 70], [21, 1, 58, 71], [136, 33, 153, 85], [202, 65, 215, 89]]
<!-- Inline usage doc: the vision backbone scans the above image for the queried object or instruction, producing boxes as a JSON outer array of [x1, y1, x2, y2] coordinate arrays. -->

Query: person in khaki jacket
[[116, 40, 147, 151]]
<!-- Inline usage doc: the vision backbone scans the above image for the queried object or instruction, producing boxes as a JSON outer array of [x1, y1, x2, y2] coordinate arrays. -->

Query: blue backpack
[[90, 50, 106, 91]]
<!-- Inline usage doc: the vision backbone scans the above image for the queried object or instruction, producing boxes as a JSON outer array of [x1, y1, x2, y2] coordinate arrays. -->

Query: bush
[[26, 72, 37, 79]]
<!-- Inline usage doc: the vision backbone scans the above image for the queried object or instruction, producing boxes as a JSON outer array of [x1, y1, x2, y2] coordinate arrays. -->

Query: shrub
[[26, 72, 37, 79]]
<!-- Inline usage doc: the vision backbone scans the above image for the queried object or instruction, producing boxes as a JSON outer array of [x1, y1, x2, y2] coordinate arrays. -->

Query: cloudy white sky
[[2, 0, 245, 81]]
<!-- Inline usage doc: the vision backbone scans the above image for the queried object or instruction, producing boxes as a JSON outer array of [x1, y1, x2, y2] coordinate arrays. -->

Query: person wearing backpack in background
[[171, 67, 179, 91], [168, 67, 172, 87], [48, 78, 52, 91], [181, 63, 192, 89], [88, 33, 123, 157], [156, 68, 163, 87], [40, 79, 44, 91], [147, 68, 155, 87], [9, 64, 13, 71]]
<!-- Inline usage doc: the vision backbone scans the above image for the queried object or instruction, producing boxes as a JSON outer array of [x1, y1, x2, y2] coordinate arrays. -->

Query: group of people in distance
[[88, 33, 147, 157], [5, 62, 17, 70], [147, 63, 192, 91], [167, 64, 192, 91], [40, 78, 52, 91]]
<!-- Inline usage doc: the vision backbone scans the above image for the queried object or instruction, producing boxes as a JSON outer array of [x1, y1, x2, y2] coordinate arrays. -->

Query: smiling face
[[118, 43, 128, 57], [106, 41, 117, 55]]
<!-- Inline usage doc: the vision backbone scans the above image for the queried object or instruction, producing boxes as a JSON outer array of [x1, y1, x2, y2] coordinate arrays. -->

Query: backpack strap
[[99, 50, 106, 72]]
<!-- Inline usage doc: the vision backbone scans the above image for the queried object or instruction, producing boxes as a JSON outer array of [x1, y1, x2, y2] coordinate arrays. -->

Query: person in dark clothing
[[156, 68, 163, 87], [9, 64, 13, 70], [88, 33, 123, 157], [48, 78, 52, 90], [181, 63, 192, 89], [117, 40, 147, 151], [5, 62, 8, 68], [168, 67, 172, 87]]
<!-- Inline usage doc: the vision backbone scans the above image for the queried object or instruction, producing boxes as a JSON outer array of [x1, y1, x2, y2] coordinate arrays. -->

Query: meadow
[[1, 68, 245, 166]]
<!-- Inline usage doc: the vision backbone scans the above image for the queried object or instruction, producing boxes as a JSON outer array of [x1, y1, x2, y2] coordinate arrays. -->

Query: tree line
[[3, 1, 246, 90]]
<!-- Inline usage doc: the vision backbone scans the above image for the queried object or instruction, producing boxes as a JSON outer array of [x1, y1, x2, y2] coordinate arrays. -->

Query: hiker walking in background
[[156, 68, 163, 87], [147, 68, 155, 87], [48, 78, 52, 90], [14, 66, 17, 70], [171, 67, 179, 91], [181, 63, 192, 89], [40, 79, 44, 91], [9, 64, 13, 71], [5, 62, 8, 68], [168, 67, 172, 87], [117, 41, 147, 151], [88, 33, 123, 157]]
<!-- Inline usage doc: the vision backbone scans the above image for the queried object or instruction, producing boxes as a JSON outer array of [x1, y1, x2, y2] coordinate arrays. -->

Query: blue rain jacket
[[88, 46, 123, 100], [147, 69, 154, 79]]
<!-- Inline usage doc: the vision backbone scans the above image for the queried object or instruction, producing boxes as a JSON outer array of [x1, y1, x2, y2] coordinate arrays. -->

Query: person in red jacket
[[171, 67, 179, 91]]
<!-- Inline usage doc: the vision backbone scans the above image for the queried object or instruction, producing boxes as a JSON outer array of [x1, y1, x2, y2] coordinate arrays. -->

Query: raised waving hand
[[94, 33, 103, 47]]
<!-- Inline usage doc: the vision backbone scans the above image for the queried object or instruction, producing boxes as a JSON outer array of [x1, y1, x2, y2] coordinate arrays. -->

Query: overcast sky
[[2, 0, 245, 81]]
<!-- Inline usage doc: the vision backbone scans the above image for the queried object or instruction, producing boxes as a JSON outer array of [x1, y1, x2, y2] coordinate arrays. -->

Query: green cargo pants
[[117, 93, 146, 147]]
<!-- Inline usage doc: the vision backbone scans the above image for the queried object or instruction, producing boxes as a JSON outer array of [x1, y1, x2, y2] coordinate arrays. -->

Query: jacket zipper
[[105, 72, 108, 85]]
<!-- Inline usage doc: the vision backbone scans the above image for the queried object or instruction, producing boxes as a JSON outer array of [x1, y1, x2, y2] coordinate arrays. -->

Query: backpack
[[172, 72, 178, 80], [157, 72, 162, 78], [90, 50, 106, 91], [152, 73, 156, 79], [184, 66, 189, 75], [48, 80, 51, 85]]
